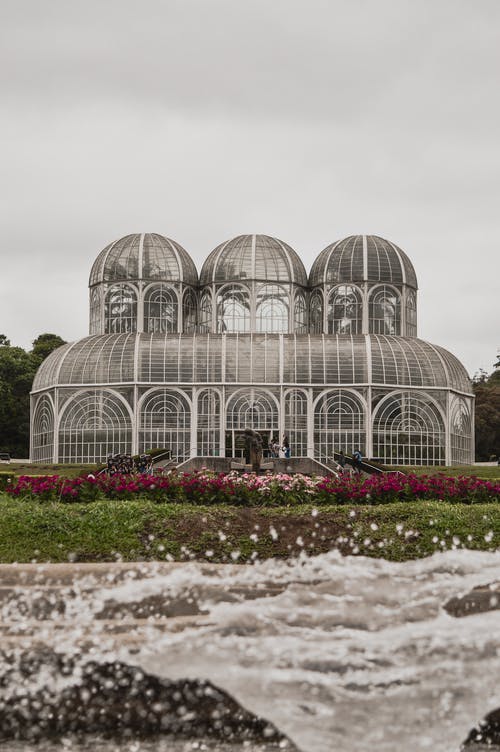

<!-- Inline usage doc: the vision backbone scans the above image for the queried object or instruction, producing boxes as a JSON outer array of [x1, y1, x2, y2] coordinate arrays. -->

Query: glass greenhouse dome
[[31, 233, 474, 466]]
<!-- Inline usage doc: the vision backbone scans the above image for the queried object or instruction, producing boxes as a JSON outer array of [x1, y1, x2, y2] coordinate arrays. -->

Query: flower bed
[[4, 470, 500, 505]]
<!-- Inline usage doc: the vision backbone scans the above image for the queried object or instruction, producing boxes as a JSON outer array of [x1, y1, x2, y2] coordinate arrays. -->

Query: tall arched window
[[372, 391, 445, 465], [139, 389, 190, 461], [284, 390, 308, 456], [183, 289, 197, 333], [59, 390, 132, 463], [309, 290, 323, 334], [450, 397, 472, 465], [105, 284, 137, 333], [314, 390, 365, 462], [369, 285, 401, 335], [256, 284, 289, 333], [327, 285, 362, 334], [197, 389, 221, 456], [216, 286, 250, 333], [199, 290, 213, 333], [405, 289, 417, 337], [144, 285, 178, 333], [89, 287, 102, 335], [32, 395, 55, 463], [294, 291, 307, 334]]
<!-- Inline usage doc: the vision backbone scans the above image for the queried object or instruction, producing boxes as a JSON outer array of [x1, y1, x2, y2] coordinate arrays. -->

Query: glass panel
[[327, 285, 362, 334], [144, 285, 178, 333], [368, 285, 401, 335], [256, 284, 289, 333], [104, 284, 137, 333], [216, 286, 250, 333]]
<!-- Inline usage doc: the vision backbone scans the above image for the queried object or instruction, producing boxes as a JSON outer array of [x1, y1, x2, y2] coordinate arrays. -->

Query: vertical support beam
[[307, 389, 315, 458], [191, 387, 198, 458], [53, 389, 60, 463], [445, 390, 451, 466], [220, 385, 226, 458], [29, 393, 34, 462], [132, 384, 139, 455], [366, 385, 373, 459]]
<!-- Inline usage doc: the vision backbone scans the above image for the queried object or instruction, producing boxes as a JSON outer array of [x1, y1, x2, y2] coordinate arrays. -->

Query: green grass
[[391, 464, 500, 479], [0, 494, 498, 564]]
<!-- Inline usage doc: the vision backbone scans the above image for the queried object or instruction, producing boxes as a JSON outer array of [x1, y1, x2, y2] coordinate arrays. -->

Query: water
[[1, 550, 500, 751]]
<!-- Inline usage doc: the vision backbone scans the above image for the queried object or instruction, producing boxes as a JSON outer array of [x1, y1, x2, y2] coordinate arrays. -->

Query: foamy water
[[2, 550, 500, 751]]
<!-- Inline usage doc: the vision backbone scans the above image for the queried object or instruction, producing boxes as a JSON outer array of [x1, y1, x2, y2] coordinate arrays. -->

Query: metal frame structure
[[31, 233, 474, 465]]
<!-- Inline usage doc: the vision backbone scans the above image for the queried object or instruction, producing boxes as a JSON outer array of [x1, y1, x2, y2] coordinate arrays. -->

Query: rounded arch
[[197, 388, 222, 456], [294, 290, 307, 333], [226, 389, 279, 431], [199, 289, 213, 333], [104, 283, 138, 333], [255, 283, 289, 333], [450, 396, 473, 465], [143, 283, 179, 333], [309, 289, 324, 334], [32, 393, 55, 463], [314, 389, 366, 462], [139, 388, 191, 461], [368, 284, 401, 335], [284, 388, 308, 457], [216, 283, 251, 333], [405, 288, 417, 337], [58, 388, 133, 463], [182, 288, 197, 333], [372, 390, 446, 465], [327, 284, 362, 334]]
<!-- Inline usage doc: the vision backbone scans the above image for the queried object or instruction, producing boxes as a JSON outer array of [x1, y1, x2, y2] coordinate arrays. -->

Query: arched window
[[226, 390, 278, 431], [369, 286, 401, 335], [199, 290, 213, 333], [314, 390, 365, 462], [89, 287, 102, 335], [105, 284, 137, 333], [294, 291, 307, 334], [59, 390, 132, 463], [144, 285, 178, 333], [197, 389, 221, 456], [183, 289, 197, 333], [405, 289, 417, 337], [216, 286, 250, 333], [139, 390, 190, 461], [284, 390, 308, 457], [372, 391, 445, 465], [327, 285, 362, 334], [450, 397, 473, 465], [310, 290, 324, 334], [256, 284, 289, 333], [32, 395, 55, 463]]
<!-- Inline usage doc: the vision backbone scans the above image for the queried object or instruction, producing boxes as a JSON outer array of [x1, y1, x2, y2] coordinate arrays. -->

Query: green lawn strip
[[0, 496, 498, 563], [391, 465, 500, 480]]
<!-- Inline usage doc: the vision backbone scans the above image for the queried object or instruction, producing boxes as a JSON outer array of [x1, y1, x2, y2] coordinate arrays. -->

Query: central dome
[[200, 234, 308, 286]]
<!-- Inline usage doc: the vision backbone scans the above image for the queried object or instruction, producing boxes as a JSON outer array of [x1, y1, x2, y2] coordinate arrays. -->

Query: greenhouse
[[31, 233, 474, 466]]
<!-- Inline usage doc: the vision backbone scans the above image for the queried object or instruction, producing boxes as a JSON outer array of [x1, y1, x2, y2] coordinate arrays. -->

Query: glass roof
[[309, 235, 418, 288], [33, 333, 470, 393], [200, 235, 308, 287], [89, 234, 198, 287]]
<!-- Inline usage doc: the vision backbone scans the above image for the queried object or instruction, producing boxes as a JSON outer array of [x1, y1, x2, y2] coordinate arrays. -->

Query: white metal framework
[[31, 233, 474, 465]]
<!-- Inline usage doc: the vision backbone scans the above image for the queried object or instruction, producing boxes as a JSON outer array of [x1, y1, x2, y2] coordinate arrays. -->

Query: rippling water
[[1, 550, 500, 751]]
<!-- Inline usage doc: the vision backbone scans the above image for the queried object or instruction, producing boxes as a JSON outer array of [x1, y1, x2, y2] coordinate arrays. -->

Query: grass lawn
[[0, 495, 498, 564]]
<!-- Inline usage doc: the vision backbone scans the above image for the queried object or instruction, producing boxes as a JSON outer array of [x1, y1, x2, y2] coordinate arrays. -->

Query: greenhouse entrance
[[225, 430, 271, 460]]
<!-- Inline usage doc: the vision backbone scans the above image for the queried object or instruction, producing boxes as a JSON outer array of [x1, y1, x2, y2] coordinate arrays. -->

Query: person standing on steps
[[282, 435, 290, 459], [353, 448, 363, 475], [338, 449, 346, 474]]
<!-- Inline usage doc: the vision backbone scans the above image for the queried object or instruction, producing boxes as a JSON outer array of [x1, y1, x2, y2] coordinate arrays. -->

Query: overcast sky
[[1, 0, 499, 376]]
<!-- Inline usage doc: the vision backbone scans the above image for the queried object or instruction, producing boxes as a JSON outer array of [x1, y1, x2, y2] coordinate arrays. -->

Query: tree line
[[0, 333, 498, 461]]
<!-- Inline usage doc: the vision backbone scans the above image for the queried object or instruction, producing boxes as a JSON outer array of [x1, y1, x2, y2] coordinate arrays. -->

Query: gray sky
[[1, 0, 499, 376]]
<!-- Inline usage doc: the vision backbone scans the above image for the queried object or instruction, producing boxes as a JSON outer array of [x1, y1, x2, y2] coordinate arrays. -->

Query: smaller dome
[[309, 235, 418, 288], [200, 234, 308, 286], [89, 233, 198, 287]]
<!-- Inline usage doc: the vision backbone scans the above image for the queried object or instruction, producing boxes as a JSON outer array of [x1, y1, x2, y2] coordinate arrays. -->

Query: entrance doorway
[[225, 430, 272, 459]]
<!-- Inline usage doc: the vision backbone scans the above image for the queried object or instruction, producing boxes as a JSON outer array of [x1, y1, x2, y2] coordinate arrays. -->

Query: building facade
[[31, 233, 474, 465]]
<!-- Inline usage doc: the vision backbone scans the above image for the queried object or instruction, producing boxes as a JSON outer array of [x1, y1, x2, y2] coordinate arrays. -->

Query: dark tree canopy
[[0, 333, 66, 457], [473, 366, 500, 461]]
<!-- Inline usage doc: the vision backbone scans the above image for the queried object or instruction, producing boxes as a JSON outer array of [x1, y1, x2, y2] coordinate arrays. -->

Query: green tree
[[31, 333, 66, 366], [473, 365, 500, 461], [0, 333, 66, 457]]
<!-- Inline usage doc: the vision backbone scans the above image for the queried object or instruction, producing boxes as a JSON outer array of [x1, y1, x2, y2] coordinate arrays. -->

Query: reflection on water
[[1, 550, 500, 751]]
